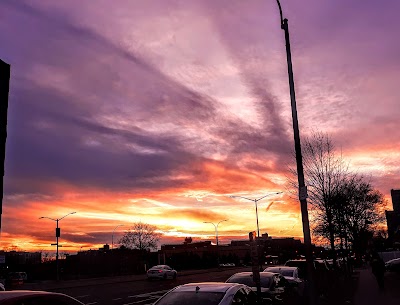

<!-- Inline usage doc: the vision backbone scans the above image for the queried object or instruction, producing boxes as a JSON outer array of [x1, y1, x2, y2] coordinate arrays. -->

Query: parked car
[[6, 272, 25, 288], [9, 272, 28, 281], [284, 259, 330, 279], [225, 272, 289, 304], [153, 282, 259, 305], [0, 290, 84, 305], [219, 263, 236, 267], [385, 258, 400, 272], [263, 266, 304, 296], [147, 264, 177, 280]]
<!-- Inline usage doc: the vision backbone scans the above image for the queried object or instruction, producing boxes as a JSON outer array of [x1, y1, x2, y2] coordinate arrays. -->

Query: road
[[48, 267, 251, 305]]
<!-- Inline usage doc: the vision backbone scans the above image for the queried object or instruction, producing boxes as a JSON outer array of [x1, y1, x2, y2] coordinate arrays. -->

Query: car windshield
[[156, 291, 224, 305], [226, 275, 271, 288]]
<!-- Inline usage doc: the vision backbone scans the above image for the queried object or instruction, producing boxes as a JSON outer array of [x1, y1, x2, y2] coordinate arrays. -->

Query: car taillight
[[159, 270, 163, 273]]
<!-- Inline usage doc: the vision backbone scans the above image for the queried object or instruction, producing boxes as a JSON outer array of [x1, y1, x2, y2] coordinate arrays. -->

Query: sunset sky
[[0, 0, 399, 253]]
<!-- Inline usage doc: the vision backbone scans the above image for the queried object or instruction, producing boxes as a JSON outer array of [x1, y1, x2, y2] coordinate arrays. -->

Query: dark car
[[0, 290, 84, 305], [225, 272, 289, 304]]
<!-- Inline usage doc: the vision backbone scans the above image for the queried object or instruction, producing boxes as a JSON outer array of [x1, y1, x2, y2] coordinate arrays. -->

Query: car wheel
[[173, 273, 177, 280]]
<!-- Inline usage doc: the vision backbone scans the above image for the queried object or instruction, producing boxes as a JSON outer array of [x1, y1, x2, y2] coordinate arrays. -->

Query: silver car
[[153, 282, 258, 305], [147, 264, 177, 280]]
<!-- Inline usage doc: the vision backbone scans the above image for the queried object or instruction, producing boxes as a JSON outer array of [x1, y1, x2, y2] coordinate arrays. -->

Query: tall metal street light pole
[[39, 211, 76, 281], [203, 219, 228, 266], [230, 192, 283, 237], [112, 224, 124, 250], [275, 1, 316, 304]]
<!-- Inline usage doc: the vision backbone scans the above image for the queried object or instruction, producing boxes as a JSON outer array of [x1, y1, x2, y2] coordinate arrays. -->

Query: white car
[[153, 282, 258, 305], [147, 265, 177, 280]]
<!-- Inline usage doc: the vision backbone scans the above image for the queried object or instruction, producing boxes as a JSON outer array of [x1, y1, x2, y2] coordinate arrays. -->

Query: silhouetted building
[[386, 189, 400, 246], [0, 59, 10, 231], [159, 235, 309, 268]]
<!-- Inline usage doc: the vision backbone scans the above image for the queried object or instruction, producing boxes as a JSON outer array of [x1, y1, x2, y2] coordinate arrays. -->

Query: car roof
[[151, 265, 169, 268], [386, 258, 400, 263], [286, 259, 306, 262], [0, 291, 74, 301], [228, 272, 277, 277], [172, 282, 246, 293], [265, 266, 298, 271]]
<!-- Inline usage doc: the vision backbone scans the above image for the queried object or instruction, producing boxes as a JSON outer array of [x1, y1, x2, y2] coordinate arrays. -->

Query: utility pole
[[276, 1, 317, 304]]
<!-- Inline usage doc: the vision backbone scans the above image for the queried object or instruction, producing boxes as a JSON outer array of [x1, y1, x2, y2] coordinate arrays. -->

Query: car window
[[155, 291, 225, 305], [232, 289, 248, 305], [276, 275, 287, 287], [245, 288, 258, 305]]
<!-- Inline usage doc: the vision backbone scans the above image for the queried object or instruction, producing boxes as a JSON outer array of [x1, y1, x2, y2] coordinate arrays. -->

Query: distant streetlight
[[230, 192, 283, 237], [39, 211, 76, 281], [112, 224, 124, 250], [203, 219, 228, 267]]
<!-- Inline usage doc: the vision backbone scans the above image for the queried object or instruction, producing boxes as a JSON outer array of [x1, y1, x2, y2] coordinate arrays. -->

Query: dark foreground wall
[[0, 60, 11, 231]]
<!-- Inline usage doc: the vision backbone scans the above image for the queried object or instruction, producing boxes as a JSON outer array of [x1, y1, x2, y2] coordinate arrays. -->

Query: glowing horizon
[[1, 0, 399, 253]]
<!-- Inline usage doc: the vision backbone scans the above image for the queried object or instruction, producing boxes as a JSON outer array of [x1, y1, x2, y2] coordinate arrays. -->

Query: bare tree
[[119, 222, 161, 251], [288, 132, 386, 260], [290, 132, 348, 263], [338, 179, 385, 254]]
